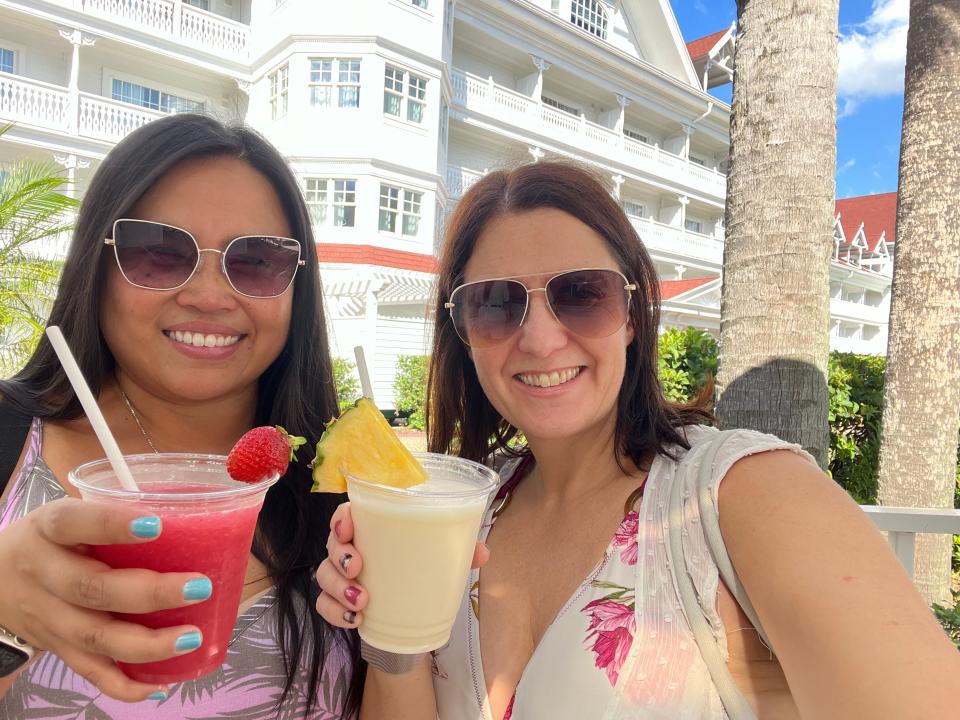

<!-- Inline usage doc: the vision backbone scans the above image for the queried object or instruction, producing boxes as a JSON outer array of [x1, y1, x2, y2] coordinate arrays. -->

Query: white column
[[681, 123, 695, 160], [610, 174, 624, 200], [531, 55, 551, 101], [528, 146, 545, 163], [615, 93, 631, 134], [673, 264, 687, 280], [53, 153, 91, 200], [677, 194, 689, 230], [58, 28, 96, 135]]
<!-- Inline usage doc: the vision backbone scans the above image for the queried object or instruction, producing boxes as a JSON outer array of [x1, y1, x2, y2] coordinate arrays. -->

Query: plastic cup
[[69, 453, 276, 684], [346, 452, 499, 654]]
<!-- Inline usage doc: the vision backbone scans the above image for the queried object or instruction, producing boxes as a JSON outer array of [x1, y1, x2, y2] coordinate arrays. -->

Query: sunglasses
[[445, 268, 636, 348], [104, 219, 306, 298]]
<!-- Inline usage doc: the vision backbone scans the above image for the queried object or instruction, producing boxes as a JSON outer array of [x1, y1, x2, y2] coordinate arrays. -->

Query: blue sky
[[671, 0, 907, 199]]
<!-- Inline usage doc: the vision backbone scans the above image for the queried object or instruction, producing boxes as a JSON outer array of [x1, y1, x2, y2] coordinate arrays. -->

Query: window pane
[[407, 100, 424, 123], [312, 86, 332, 107], [384, 93, 402, 116], [412, 0, 428, 7], [379, 209, 396, 233], [384, 67, 404, 93], [309, 205, 328, 226], [335, 206, 356, 227], [340, 85, 360, 108], [407, 75, 427, 100], [0, 48, 14, 74], [402, 214, 419, 236]]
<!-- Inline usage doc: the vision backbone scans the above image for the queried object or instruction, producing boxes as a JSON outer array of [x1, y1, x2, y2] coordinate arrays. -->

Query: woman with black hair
[[0, 114, 362, 718]]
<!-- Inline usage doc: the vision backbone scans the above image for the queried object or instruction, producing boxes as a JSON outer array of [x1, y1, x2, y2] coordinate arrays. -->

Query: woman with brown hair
[[316, 160, 959, 719]]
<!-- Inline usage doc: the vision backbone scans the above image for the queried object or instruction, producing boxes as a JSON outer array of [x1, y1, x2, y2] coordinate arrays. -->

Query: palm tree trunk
[[715, 0, 838, 467], [877, 0, 960, 606]]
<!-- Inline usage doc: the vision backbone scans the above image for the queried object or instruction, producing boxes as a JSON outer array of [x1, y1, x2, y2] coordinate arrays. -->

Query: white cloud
[[839, 158, 857, 173], [837, 0, 909, 109], [693, 0, 708, 13]]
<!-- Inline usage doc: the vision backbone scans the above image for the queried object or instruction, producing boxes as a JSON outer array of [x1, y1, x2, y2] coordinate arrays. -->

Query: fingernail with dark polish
[[147, 690, 168, 701], [344, 586, 361, 605], [339, 553, 352, 572], [183, 578, 212, 601], [175, 631, 203, 652], [343, 610, 357, 624], [130, 516, 161, 539]]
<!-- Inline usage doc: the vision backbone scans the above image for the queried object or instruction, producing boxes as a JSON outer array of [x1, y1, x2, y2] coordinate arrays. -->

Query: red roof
[[686, 30, 728, 60], [835, 192, 897, 253], [660, 276, 718, 300], [316, 243, 438, 273]]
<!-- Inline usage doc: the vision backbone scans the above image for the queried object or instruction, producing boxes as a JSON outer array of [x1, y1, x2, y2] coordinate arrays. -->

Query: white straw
[[46, 326, 141, 492], [353, 345, 374, 401]]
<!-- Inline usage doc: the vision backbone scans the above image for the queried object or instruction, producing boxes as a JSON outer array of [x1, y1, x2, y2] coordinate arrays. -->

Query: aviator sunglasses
[[445, 268, 637, 348], [104, 218, 306, 298]]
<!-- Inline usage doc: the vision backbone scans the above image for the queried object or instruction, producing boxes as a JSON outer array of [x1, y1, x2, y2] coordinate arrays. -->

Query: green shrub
[[394, 355, 429, 431], [933, 594, 960, 650], [333, 357, 361, 411], [658, 327, 718, 403]]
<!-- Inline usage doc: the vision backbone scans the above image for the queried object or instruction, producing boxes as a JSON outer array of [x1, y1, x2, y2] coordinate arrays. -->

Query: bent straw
[[46, 326, 141, 492]]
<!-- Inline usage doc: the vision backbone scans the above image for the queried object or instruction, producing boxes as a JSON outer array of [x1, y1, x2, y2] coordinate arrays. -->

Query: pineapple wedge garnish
[[310, 398, 428, 493]]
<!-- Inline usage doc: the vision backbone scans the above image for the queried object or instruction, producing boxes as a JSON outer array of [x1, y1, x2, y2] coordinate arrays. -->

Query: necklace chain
[[119, 388, 160, 454]]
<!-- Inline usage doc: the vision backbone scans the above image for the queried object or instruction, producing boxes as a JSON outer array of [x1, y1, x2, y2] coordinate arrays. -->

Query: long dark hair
[[427, 160, 711, 467], [0, 114, 362, 717]]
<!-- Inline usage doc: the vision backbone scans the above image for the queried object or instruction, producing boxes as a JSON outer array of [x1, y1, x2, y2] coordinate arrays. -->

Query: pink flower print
[[502, 693, 515, 720], [612, 511, 639, 566], [590, 625, 634, 685], [582, 597, 636, 687]]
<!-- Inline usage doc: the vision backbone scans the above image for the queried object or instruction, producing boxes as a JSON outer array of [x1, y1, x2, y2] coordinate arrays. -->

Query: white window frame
[[622, 201, 645, 219], [689, 154, 706, 167], [305, 178, 357, 228], [184, 0, 210, 10], [379, 183, 423, 237], [109, 77, 204, 114], [383, 65, 428, 124], [411, 0, 428, 7], [571, 0, 608, 40], [310, 58, 361, 108], [623, 127, 647, 144], [269, 64, 288, 119], [684, 218, 703, 234]]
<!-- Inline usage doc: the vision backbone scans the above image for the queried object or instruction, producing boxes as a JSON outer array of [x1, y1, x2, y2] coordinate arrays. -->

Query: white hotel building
[[0, 0, 893, 410]]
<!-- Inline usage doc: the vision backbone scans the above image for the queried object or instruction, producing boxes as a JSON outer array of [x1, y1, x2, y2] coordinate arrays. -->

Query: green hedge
[[333, 357, 361, 411], [394, 355, 429, 430]]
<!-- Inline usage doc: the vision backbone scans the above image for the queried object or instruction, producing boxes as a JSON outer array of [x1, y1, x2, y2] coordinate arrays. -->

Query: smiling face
[[463, 208, 634, 445], [99, 155, 295, 404]]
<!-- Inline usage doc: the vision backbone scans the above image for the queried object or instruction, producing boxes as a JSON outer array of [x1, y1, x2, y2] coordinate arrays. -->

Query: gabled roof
[[660, 275, 718, 300], [686, 29, 728, 60], [835, 192, 897, 253], [317, 243, 438, 273]]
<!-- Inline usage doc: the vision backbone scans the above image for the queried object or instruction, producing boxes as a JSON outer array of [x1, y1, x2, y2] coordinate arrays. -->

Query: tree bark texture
[[715, 0, 838, 467], [877, 0, 960, 606]]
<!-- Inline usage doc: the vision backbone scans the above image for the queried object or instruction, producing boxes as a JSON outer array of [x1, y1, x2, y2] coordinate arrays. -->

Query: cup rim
[[345, 451, 499, 499], [69, 452, 279, 502]]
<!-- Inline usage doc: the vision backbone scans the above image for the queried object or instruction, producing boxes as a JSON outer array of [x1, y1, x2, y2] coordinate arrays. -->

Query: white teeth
[[518, 367, 581, 388], [166, 331, 241, 348]]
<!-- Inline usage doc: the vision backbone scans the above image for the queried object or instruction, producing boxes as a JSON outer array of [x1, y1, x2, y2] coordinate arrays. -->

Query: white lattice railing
[[180, 4, 249, 58], [450, 68, 726, 196], [629, 216, 724, 264], [0, 74, 71, 131], [78, 93, 165, 143], [446, 165, 485, 198], [78, 0, 248, 58], [83, 0, 176, 34]]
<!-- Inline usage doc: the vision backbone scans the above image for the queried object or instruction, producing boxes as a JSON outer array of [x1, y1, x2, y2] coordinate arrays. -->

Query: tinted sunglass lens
[[224, 236, 302, 297], [454, 280, 527, 348], [547, 270, 628, 338], [113, 221, 197, 290]]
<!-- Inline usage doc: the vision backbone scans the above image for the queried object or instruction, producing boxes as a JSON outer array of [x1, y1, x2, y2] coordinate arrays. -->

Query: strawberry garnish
[[227, 425, 306, 483]]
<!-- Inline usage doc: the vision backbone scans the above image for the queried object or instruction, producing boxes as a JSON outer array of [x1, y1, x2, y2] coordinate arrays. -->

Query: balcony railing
[[446, 165, 484, 198], [629, 215, 724, 265], [1, 73, 167, 144], [23, 0, 249, 59], [451, 69, 726, 197]]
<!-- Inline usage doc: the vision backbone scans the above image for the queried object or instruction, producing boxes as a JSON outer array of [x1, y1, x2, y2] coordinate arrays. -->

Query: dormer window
[[571, 0, 608, 40]]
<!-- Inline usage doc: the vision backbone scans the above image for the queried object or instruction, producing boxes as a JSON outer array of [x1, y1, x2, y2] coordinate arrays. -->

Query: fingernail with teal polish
[[182, 578, 212, 601], [175, 631, 203, 653], [147, 690, 168, 701], [130, 516, 161, 539]]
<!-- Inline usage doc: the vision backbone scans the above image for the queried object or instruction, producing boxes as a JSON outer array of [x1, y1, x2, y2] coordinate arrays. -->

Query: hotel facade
[[0, 0, 893, 409]]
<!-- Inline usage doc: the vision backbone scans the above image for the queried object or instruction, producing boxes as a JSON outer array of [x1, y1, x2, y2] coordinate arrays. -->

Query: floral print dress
[[433, 426, 814, 720]]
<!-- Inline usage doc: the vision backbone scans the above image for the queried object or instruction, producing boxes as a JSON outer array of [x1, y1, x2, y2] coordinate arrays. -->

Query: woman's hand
[[0, 498, 213, 702], [315, 502, 490, 629]]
